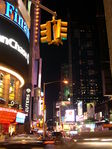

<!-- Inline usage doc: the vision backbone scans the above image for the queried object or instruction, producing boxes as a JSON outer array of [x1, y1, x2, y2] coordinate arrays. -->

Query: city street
[[0, 142, 112, 149], [1, 131, 112, 149], [1, 1, 112, 149]]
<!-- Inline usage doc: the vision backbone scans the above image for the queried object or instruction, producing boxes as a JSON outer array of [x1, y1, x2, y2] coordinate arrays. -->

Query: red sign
[[0, 107, 20, 124]]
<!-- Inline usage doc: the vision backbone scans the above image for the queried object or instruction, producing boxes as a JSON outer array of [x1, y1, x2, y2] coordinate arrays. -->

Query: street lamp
[[43, 79, 68, 138]]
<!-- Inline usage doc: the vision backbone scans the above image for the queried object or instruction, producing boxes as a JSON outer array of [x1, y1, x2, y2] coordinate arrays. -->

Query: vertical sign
[[22, 87, 31, 122], [78, 101, 83, 116]]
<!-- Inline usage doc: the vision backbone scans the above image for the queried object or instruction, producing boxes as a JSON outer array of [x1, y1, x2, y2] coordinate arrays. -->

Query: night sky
[[40, 0, 97, 120]]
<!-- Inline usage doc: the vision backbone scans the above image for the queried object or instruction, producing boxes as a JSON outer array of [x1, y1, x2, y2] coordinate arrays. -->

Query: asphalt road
[[0, 142, 112, 149], [1, 131, 112, 149]]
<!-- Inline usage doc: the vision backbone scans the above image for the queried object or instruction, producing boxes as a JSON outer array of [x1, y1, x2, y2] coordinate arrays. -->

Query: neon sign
[[0, 34, 29, 64], [0, 1, 30, 40]]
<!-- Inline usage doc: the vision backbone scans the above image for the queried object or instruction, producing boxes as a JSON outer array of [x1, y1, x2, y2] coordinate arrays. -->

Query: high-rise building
[[68, 0, 112, 120], [70, 21, 103, 112], [95, 0, 112, 119]]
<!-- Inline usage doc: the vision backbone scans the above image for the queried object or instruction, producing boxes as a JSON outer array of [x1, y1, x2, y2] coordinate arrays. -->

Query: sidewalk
[[0, 135, 5, 142]]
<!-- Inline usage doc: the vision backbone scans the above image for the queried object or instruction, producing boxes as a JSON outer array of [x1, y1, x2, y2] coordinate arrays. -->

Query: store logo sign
[[0, 34, 29, 64], [25, 88, 31, 115], [0, 1, 30, 40]]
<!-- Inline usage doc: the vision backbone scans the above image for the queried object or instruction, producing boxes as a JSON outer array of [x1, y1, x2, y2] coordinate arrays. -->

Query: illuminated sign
[[25, 88, 31, 115], [103, 124, 112, 128], [76, 115, 84, 122], [0, 34, 29, 64], [0, 107, 17, 123], [65, 109, 75, 122], [16, 112, 26, 123], [78, 101, 83, 116], [61, 101, 70, 106], [63, 124, 70, 130], [0, 1, 30, 40], [0, 107, 17, 113], [8, 100, 15, 106], [87, 103, 95, 119]]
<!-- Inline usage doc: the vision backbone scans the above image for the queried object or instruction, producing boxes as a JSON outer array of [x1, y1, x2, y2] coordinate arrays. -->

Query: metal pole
[[43, 83, 45, 138], [42, 80, 68, 137], [32, 0, 57, 18]]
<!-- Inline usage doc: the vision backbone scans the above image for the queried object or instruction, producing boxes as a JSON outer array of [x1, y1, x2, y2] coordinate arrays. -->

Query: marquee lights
[[0, 34, 29, 64], [0, 66, 24, 88], [34, 0, 40, 44]]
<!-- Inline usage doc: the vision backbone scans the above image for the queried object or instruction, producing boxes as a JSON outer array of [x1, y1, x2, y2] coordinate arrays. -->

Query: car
[[51, 132, 63, 144]]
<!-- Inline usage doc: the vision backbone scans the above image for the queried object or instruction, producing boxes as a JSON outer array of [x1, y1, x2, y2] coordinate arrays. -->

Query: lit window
[[9, 78, 15, 100], [0, 73, 4, 97]]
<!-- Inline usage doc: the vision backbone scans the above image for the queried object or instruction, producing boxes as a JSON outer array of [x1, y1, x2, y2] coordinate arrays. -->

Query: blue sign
[[0, 1, 30, 40]]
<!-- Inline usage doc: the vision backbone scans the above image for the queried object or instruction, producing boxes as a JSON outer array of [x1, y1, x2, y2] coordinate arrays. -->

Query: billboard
[[78, 101, 83, 116], [65, 109, 75, 122], [87, 103, 95, 119]]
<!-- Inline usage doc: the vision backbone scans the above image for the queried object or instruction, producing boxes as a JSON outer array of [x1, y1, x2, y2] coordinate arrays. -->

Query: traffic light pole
[[32, 0, 57, 18], [43, 82, 46, 139]]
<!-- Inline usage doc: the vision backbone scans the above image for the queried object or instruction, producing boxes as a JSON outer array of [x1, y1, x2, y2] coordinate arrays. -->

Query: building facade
[[0, 0, 30, 134], [68, 0, 112, 130], [71, 21, 103, 111]]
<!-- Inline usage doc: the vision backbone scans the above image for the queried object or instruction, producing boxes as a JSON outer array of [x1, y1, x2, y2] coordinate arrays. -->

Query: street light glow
[[63, 80, 69, 84]]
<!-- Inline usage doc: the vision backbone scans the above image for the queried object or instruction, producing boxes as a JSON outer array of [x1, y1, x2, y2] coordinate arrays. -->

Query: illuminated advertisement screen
[[87, 103, 95, 119], [78, 101, 83, 116], [65, 109, 75, 122], [16, 112, 26, 124]]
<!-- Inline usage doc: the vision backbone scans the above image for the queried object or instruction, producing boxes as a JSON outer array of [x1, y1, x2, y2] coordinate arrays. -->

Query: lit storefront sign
[[0, 34, 29, 64], [0, 1, 30, 40], [25, 88, 31, 116], [16, 112, 26, 124], [0, 107, 17, 113], [0, 107, 25, 124], [0, 107, 17, 123]]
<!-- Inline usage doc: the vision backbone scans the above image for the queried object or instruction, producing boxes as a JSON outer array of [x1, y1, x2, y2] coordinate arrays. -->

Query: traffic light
[[56, 19, 68, 40], [51, 23, 62, 45], [40, 21, 51, 43]]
